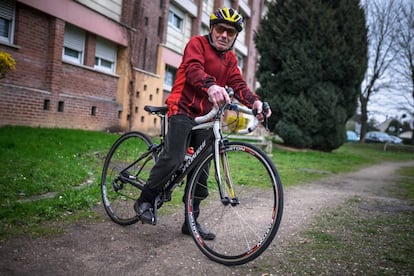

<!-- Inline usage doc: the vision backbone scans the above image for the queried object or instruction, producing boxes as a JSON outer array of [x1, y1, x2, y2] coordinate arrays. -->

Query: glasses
[[214, 25, 237, 36]]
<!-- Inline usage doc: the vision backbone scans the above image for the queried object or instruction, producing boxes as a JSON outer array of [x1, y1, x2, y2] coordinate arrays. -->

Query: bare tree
[[393, 1, 414, 142], [360, 0, 400, 142]]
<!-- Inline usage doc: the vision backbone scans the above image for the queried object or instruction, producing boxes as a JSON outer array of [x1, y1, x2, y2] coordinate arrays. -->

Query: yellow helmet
[[210, 7, 244, 32]]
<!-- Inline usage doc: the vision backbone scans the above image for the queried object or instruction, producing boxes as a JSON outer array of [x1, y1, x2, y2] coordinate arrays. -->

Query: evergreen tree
[[255, 0, 367, 151]]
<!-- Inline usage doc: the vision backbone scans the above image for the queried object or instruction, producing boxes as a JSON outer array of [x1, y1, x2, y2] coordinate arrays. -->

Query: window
[[224, 0, 232, 8], [164, 65, 177, 91], [62, 24, 85, 64], [0, 0, 15, 44], [94, 37, 117, 74], [158, 17, 163, 36], [58, 101, 64, 112], [43, 99, 50, 111], [168, 9, 183, 31], [202, 0, 209, 12], [91, 106, 96, 116], [236, 52, 244, 72]]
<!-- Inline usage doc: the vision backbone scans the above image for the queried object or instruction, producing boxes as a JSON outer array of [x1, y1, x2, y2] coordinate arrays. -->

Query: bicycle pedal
[[140, 216, 156, 225]]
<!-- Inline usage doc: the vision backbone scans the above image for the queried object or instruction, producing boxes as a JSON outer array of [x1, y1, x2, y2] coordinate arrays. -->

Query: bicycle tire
[[101, 131, 157, 225], [185, 141, 283, 266]]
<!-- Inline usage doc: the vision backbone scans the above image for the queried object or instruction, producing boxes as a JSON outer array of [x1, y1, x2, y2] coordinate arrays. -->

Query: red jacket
[[166, 35, 259, 118]]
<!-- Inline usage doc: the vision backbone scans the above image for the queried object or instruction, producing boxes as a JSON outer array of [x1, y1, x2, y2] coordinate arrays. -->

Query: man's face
[[211, 23, 238, 51]]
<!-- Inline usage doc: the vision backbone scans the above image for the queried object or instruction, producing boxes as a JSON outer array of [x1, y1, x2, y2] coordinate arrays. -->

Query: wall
[[75, 0, 122, 21], [0, 2, 120, 130]]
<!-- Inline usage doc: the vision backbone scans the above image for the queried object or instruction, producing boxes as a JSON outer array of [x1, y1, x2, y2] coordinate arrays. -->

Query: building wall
[[129, 68, 164, 135], [121, 0, 166, 132], [0, 0, 125, 130], [0, 0, 264, 133], [75, 0, 123, 21]]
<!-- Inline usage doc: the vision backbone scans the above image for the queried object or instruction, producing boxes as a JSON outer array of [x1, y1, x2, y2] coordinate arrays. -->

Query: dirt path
[[1, 161, 413, 275]]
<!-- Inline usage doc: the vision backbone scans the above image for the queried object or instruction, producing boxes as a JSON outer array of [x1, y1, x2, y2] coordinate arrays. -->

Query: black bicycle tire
[[185, 141, 283, 266], [101, 131, 157, 225]]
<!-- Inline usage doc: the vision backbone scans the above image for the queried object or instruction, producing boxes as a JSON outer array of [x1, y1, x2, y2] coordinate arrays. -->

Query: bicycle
[[101, 89, 284, 266]]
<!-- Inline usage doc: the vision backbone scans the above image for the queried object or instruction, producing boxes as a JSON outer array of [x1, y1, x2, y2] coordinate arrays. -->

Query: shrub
[[0, 50, 16, 79]]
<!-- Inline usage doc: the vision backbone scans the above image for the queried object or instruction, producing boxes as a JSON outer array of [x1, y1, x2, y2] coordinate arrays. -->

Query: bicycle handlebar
[[194, 87, 270, 135]]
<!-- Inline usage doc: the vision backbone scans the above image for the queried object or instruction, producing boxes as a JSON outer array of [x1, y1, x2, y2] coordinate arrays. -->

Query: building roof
[[376, 118, 393, 132]]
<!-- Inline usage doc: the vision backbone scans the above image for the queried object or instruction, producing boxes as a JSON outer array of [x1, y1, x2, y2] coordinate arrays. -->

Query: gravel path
[[1, 161, 413, 275]]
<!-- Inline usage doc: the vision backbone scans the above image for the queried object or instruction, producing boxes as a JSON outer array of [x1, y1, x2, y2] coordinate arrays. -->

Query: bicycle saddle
[[144, 106, 168, 115]]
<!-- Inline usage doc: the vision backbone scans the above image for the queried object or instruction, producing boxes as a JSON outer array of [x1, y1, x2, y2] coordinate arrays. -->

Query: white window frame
[[94, 37, 117, 74], [236, 51, 244, 72], [0, 0, 16, 44], [168, 7, 184, 32], [202, 0, 209, 12], [164, 65, 177, 91], [62, 24, 85, 64], [224, 0, 232, 9]]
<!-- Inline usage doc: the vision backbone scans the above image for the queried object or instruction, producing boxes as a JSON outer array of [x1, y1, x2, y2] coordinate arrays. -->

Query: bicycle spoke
[[101, 132, 157, 225]]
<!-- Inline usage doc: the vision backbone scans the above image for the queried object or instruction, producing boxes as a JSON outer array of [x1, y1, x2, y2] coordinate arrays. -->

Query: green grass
[[273, 143, 413, 186], [0, 126, 118, 240], [393, 166, 414, 200], [0, 126, 413, 241]]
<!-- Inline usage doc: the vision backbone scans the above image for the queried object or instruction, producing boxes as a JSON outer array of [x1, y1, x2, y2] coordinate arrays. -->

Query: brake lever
[[262, 102, 270, 131], [253, 101, 270, 131]]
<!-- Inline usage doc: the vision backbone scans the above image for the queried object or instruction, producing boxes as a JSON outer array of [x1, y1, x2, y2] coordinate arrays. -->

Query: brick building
[[0, 0, 266, 134]]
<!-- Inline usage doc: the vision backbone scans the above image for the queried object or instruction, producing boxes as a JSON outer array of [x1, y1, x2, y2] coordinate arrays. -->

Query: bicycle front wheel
[[185, 141, 283, 266], [101, 131, 157, 225]]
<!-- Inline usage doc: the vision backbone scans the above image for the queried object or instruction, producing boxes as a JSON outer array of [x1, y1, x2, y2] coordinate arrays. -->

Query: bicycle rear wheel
[[185, 141, 283, 266], [101, 131, 157, 225]]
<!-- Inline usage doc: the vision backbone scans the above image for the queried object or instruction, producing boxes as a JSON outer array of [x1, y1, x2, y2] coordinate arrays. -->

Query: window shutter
[[0, 0, 14, 20], [96, 38, 117, 62], [64, 25, 85, 51]]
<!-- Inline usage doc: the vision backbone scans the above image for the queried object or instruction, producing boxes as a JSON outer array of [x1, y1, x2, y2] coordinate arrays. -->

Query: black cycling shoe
[[182, 221, 216, 240], [134, 200, 155, 225]]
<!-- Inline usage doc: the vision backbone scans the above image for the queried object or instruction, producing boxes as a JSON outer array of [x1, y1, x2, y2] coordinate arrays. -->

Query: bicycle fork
[[212, 121, 240, 206]]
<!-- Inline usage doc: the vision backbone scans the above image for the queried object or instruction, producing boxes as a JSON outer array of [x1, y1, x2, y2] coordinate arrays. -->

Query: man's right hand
[[207, 85, 231, 108]]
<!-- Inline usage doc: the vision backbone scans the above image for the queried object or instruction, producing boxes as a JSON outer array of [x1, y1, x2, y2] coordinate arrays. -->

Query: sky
[[369, 90, 412, 124]]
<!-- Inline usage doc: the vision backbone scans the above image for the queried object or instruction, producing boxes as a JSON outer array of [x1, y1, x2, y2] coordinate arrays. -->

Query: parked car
[[388, 135, 403, 144], [346, 130, 359, 142], [364, 131, 393, 143]]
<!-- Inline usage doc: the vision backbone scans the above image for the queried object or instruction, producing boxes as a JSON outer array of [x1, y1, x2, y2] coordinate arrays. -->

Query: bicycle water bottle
[[184, 147, 194, 162]]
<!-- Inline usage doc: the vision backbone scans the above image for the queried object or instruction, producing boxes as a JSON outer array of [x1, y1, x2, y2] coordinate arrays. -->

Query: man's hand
[[207, 85, 231, 108], [252, 100, 272, 122]]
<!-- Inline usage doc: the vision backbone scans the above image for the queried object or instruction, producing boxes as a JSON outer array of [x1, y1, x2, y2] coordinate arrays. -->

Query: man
[[134, 7, 272, 240]]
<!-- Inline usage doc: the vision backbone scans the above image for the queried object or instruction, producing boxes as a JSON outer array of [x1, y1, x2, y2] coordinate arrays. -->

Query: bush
[[0, 50, 16, 79]]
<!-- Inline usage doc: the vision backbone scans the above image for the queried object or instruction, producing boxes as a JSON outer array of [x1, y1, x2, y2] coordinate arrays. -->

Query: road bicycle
[[100, 90, 284, 266]]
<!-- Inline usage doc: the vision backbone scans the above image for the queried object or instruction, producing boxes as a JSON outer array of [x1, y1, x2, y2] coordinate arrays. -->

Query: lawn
[[0, 126, 412, 240]]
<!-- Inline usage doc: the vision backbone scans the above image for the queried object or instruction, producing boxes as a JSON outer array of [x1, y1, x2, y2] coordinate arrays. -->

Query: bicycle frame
[[154, 105, 237, 209], [114, 102, 256, 218]]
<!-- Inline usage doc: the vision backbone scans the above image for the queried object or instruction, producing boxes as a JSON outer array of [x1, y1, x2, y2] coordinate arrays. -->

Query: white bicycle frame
[[192, 103, 261, 201]]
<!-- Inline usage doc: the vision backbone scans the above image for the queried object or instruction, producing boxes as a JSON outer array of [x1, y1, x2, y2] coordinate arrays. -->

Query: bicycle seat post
[[160, 113, 167, 141]]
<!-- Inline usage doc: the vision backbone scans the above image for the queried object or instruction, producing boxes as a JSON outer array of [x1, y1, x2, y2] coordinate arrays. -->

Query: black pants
[[140, 115, 210, 204]]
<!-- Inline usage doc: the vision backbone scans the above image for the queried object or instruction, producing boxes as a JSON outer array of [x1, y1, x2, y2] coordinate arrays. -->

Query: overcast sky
[[360, 0, 413, 126]]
